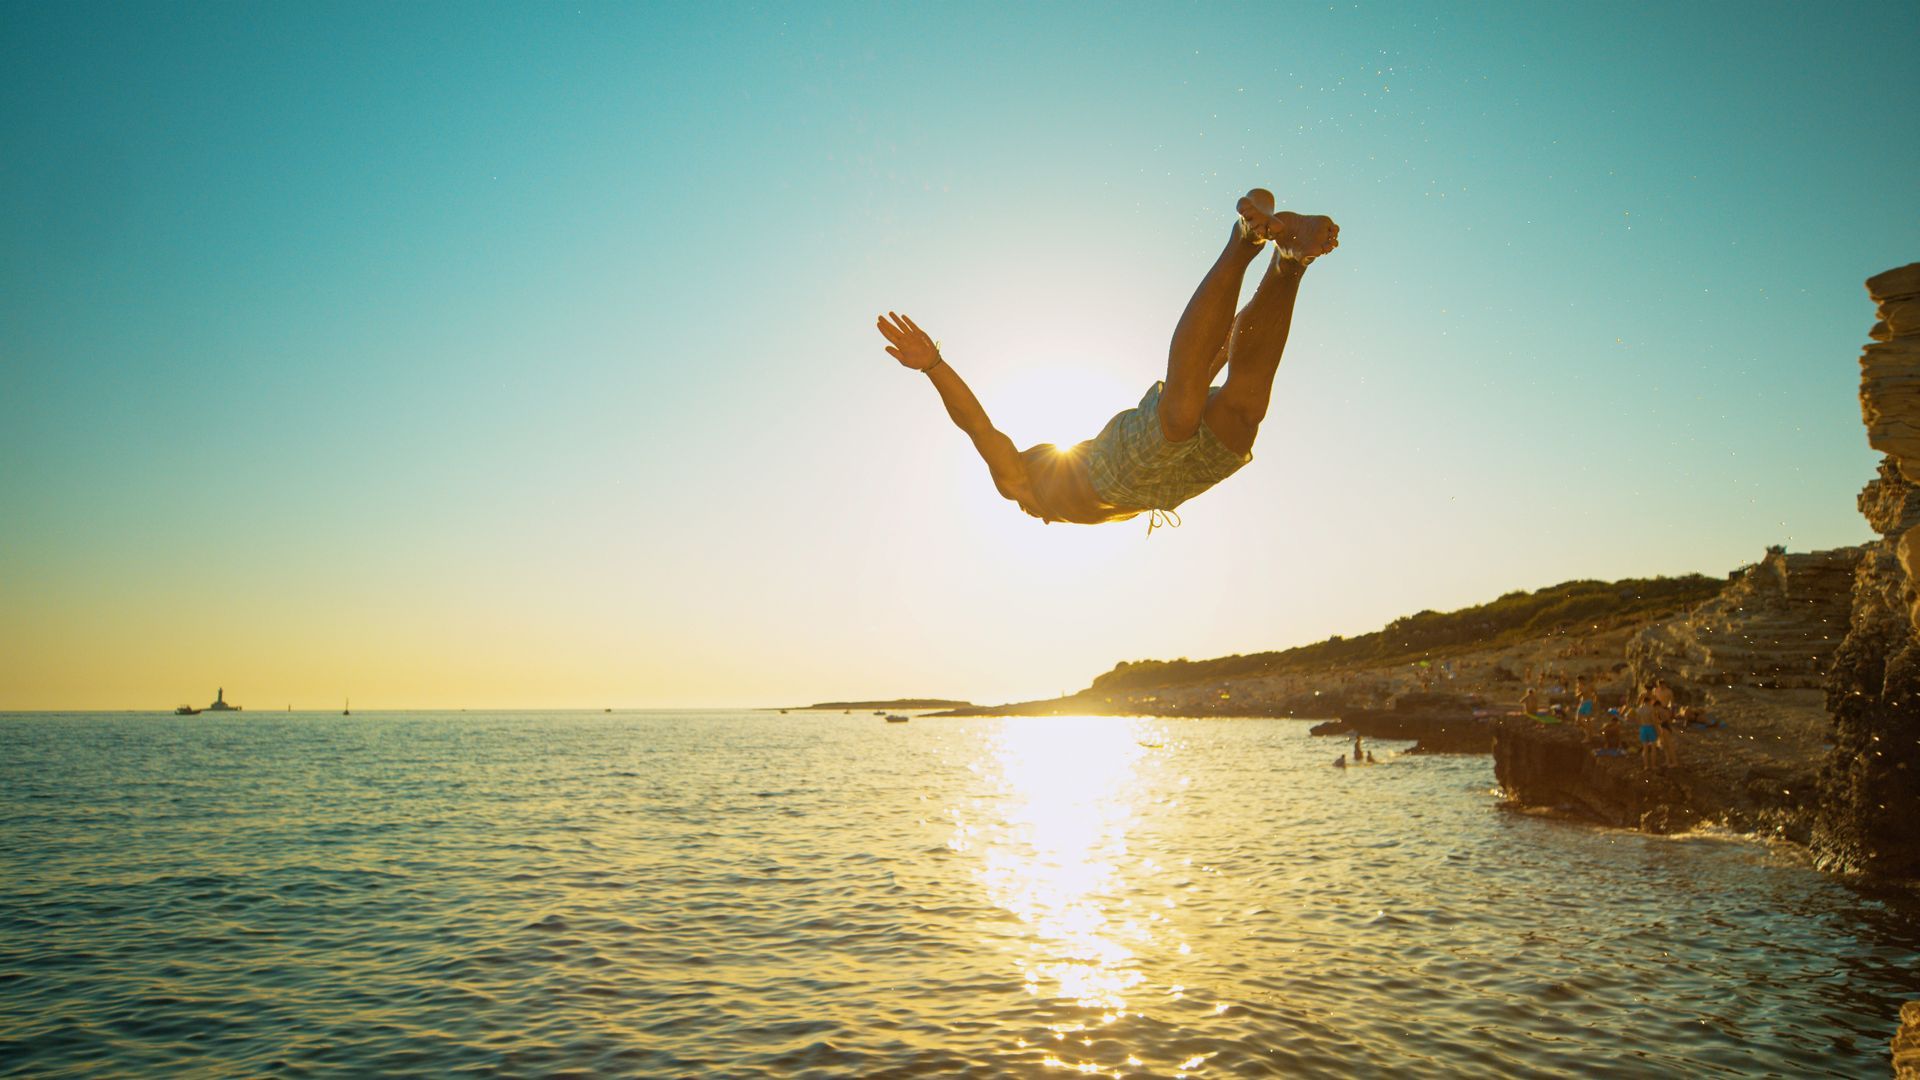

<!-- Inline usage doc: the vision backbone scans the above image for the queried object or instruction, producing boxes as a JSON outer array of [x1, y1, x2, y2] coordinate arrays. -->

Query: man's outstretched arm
[[875, 312, 1032, 504]]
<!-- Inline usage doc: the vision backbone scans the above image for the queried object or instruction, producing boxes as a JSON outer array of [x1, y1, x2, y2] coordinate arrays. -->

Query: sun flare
[[967, 717, 1152, 1011]]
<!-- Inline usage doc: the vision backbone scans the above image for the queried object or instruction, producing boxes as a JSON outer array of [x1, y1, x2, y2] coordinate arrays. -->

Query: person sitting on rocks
[[876, 189, 1339, 529], [1600, 708, 1625, 752]]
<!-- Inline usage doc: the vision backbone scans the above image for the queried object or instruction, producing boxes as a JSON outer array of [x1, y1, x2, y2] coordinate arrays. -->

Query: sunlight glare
[[972, 717, 1150, 1012]]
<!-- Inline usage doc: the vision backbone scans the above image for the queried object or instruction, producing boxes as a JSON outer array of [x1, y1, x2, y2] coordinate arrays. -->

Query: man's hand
[[875, 311, 941, 371]]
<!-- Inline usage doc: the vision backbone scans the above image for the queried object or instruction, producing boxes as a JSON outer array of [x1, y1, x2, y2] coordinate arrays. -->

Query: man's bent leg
[[1160, 223, 1264, 442], [1203, 253, 1307, 458]]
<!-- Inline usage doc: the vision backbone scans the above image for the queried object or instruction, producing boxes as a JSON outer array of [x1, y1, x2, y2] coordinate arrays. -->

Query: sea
[[2, 711, 1916, 1078]]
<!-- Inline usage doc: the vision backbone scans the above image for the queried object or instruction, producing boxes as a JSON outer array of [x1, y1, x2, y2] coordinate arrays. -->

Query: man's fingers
[[878, 311, 933, 350], [885, 346, 901, 360]]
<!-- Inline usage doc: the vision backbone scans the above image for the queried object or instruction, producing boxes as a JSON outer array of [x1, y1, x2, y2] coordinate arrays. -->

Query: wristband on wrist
[[921, 357, 946, 374]]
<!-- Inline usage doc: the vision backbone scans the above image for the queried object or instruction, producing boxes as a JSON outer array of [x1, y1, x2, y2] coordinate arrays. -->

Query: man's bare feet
[[1234, 188, 1278, 246], [1236, 188, 1339, 264]]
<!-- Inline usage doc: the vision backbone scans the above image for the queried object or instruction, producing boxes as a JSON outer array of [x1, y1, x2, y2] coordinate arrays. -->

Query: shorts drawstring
[[1146, 508, 1182, 537]]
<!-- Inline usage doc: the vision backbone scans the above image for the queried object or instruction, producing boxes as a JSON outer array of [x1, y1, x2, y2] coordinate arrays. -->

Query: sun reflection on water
[[962, 717, 1152, 1014]]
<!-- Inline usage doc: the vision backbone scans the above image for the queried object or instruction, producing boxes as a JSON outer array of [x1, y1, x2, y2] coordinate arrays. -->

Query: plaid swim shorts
[[1084, 381, 1252, 512]]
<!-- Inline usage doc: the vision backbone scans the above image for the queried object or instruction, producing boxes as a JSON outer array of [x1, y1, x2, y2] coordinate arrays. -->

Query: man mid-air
[[875, 188, 1339, 528]]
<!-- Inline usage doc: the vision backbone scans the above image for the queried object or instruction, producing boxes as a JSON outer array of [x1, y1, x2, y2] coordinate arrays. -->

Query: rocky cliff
[[1815, 264, 1920, 879], [1860, 263, 1920, 622], [1627, 546, 1858, 697]]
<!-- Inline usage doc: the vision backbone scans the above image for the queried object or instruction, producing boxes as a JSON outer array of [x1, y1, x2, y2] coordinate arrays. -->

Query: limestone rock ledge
[[1491, 719, 1816, 838]]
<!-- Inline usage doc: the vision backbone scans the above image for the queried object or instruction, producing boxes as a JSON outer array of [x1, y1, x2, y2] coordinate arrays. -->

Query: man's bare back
[[875, 189, 1338, 526]]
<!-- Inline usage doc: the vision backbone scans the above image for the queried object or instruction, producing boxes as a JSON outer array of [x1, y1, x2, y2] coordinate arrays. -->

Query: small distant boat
[[343, 697, 351, 716], [885, 714, 909, 723], [204, 687, 241, 712], [873, 710, 886, 716], [174, 705, 200, 716]]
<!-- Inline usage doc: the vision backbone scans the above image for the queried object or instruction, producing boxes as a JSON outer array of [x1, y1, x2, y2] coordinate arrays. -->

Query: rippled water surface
[[2, 712, 1916, 1077]]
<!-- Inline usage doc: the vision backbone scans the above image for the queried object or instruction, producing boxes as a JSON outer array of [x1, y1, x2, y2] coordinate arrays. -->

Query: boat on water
[[176, 688, 238, 715], [885, 714, 909, 723], [343, 698, 351, 716]]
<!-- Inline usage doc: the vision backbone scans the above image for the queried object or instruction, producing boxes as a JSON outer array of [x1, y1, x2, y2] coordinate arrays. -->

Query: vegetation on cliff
[[1090, 574, 1722, 693]]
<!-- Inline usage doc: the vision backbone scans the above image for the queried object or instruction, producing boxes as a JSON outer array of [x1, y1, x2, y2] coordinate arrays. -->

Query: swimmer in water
[[875, 189, 1339, 529]]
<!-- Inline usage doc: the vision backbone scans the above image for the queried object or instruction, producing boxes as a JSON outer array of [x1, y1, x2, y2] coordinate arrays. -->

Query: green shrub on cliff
[[1090, 574, 1720, 693]]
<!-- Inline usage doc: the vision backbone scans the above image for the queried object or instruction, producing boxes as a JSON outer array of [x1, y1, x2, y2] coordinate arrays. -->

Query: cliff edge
[[1816, 264, 1920, 879]]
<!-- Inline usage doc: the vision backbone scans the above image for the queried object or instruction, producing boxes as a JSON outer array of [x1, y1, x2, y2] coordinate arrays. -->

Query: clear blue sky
[[3, 2, 1916, 708]]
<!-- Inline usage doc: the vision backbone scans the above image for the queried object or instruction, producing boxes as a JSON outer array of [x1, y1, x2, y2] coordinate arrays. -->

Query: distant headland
[[787, 699, 973, 711]]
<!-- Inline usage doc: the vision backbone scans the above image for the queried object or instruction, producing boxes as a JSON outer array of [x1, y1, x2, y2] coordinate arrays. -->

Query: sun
[[981, 359, 1145, 452]]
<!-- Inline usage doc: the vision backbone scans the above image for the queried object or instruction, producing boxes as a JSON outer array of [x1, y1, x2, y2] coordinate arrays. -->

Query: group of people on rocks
[[1521, 675, 1712, 769]]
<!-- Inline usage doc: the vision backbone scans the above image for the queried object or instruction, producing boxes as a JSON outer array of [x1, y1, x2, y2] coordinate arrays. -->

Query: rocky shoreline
[[1490, 709, 1818, 839]]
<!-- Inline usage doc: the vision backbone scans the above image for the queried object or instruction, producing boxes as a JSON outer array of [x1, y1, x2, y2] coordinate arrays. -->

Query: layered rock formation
[[1627, 546, 1858, 696], [1861, 263, 1920, 624], [1815, 264, 1920, 879]]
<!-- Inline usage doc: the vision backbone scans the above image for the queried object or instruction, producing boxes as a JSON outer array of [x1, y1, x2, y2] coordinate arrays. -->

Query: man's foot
[[1236, 189, 1339, 264], [1234, 188, 1277, 246]]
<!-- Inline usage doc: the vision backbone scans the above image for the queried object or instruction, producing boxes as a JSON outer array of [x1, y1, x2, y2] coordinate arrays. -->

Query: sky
[[3, 1, 1917, 710]]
